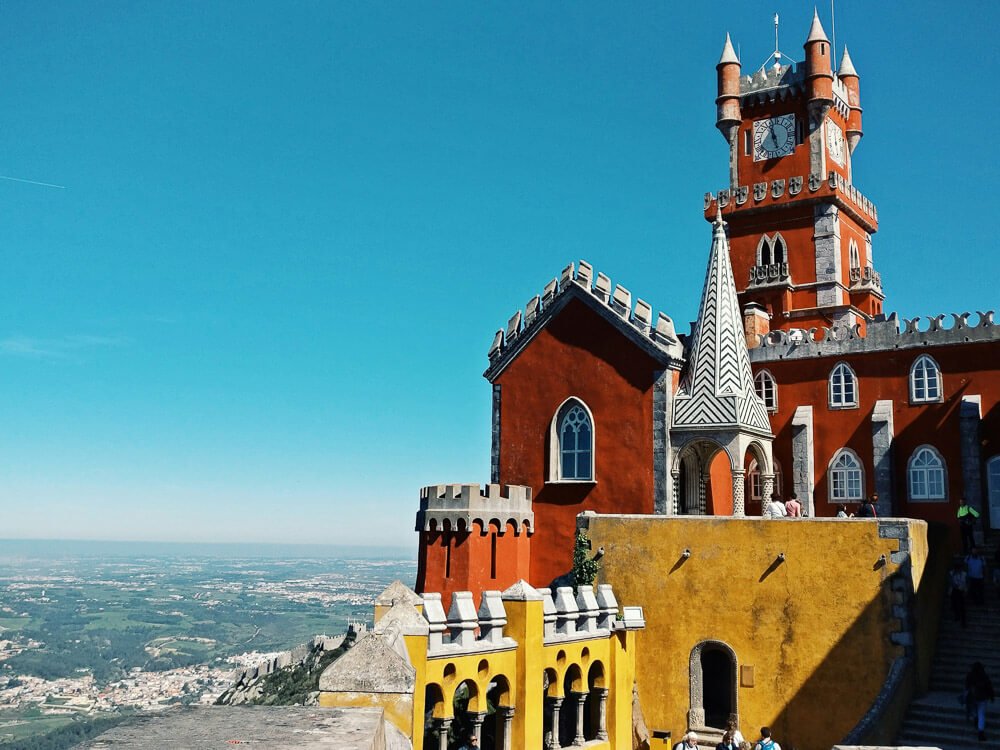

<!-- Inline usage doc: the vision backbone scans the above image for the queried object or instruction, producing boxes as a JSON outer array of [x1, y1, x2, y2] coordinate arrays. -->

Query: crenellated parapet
[[704, 169, 878, 231], [484, 260, 685, 379], [416, 483, 534, 535], [736, 63, 850, 119], [418, 582, 643, 657], [749, 310, 1000, 362]]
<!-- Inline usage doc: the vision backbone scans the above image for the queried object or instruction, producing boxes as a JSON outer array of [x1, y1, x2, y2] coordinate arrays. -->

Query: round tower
[[803, 9, 833, 121], [839, 46, 863, 153], [715, 33, 742, 143]]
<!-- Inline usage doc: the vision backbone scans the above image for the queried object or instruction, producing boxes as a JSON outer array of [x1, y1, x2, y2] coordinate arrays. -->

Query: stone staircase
[[896, 532, 1000, 749]]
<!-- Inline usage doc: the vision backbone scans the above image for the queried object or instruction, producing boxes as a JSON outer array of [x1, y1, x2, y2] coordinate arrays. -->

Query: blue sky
[[1, 2, 997, 549]]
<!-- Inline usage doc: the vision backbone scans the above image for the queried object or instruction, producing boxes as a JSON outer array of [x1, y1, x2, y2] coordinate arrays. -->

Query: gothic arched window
[[758, 235, 772, 266], [829, 449, 864, 501], [549, 399, 595, 482], [829, 362, 858, 408], [908, 446, 946, 501], [754, 370, 777, 412], [772, 234, 786, 264], [910, 355, 942, 403], [849, 240, 861, 270]]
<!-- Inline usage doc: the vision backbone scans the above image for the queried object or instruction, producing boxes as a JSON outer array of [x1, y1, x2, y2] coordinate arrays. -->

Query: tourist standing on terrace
[[965, 661, 995, 742]]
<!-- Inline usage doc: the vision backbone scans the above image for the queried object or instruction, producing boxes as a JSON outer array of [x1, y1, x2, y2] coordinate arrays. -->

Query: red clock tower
[[707, 11, 883, 335]]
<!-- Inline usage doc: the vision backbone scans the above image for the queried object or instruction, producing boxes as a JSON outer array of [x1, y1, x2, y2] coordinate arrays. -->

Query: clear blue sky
[[1, 2, 997, 549]]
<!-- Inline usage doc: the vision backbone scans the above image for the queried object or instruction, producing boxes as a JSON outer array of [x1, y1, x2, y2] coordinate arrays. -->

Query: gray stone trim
[[791, 406, 815, 517], [653, 370, 671, 514], [960, 395, 984, 512], [491, 384, 501, 484], [750, 310, 1000, 363], [813, 203, 843, 309], [871, 400, 894, 517]]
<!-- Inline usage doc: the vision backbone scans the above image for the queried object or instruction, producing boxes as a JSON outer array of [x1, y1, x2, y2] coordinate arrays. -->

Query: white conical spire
[[718, 33, 739, 65], [671, 214, 771, 434], [838, 46, 857, 76], [806, 8, 829, 43]]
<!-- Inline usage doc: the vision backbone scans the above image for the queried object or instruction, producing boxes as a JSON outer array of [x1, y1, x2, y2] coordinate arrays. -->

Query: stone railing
[[749, 310, 1000, 362], [416, 483, 534, 535], [749, 262, 790, 286], [486, 260, 684, 368]]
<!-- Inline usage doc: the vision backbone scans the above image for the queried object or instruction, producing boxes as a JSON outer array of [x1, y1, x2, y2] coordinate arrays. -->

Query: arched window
[[550, 399, 594, 481], [757, 235, 772, 265], [829, 449, 864, 501], [754, 370, 777, 411], [908, 446, 946, 501], [910, 355, 942, 403], [829, 362, 858, 408], [772, 234, 786, 264], [849, 240, 860, 270], [747, 458, 782, 504]]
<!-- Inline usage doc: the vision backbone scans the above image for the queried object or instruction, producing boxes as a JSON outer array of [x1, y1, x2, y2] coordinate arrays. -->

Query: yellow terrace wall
[[581, 515, 930, 750]]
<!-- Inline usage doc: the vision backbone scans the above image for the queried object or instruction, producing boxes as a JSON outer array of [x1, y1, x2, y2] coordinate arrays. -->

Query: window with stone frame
[[551, 399, 594, 482], [909, 355, 942, 403], [829, 449, 864, 501], [754, 370, 778, 411], [907, 446, 946, 501], [829, 362, 858, 408]]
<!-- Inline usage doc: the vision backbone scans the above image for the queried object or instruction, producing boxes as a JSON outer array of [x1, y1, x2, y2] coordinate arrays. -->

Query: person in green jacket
[[957, 499, 980, 553]]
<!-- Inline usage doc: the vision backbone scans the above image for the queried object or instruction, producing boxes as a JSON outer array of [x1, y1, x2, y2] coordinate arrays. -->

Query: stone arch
[[688, 640, 739, 732], [485, 674, 513, 750], [672, 438, 733, 516]]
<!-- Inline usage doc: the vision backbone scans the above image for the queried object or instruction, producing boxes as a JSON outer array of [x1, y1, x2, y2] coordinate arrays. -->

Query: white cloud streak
[[0, 334, 127, 360]]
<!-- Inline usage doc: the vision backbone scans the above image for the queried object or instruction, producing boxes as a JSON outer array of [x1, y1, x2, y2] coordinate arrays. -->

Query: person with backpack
[[957, 498, 981, 554], [753, 727, 780, 750]]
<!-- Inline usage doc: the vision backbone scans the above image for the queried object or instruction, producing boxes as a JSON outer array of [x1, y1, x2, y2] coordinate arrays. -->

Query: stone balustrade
[[749, 261, 790, 286]]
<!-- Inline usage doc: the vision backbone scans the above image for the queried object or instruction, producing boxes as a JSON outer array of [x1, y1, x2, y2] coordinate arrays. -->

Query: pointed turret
[[837, 45, 857, 77], [715, 33, 742, 157], [804, 9, 833, 124], [671, 213, 771, 437], [805, 8, 829, 43], [839, 46, 863, 153]]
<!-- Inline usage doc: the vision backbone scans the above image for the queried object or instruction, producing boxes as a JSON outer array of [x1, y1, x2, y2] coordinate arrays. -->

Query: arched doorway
[[701, 648, 733, 728], [688, 641, 738, 731]]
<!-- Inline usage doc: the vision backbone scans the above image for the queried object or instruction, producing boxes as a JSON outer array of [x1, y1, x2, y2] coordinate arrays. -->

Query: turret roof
[[805, 9, 829, 43], [838, 46, 857, 77], [671, 208, 771, 435], [718, 33, 740, 65]]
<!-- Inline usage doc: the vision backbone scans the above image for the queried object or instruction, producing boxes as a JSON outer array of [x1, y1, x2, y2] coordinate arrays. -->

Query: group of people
[[676, 722, 780, 750], [834, 496, 878, 519], [762, 493, 802, 519]]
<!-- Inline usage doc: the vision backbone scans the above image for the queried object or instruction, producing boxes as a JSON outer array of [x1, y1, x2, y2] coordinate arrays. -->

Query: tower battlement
[[704, 169, 877, 229], [416, 483, 534, 534]]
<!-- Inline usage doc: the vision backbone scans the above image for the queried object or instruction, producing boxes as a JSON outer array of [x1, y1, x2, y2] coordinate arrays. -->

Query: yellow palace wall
[[581, 514, 932, 750]]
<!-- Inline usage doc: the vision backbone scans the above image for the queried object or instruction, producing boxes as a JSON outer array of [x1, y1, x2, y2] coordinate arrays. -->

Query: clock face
[[826, 121, 846, 166], [753, 115, 796, 161]]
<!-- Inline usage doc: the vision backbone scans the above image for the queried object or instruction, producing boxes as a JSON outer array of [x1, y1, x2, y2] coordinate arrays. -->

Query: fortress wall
[[580, 514, 935, 750]]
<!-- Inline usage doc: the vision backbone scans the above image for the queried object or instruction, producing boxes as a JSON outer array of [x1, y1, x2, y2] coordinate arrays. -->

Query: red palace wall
[[756, 338, 1000, 544], [495, 297, 667, 588]]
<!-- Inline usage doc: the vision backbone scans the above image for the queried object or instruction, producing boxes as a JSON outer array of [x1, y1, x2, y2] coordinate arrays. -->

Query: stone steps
[[895, 534, 999, 747]]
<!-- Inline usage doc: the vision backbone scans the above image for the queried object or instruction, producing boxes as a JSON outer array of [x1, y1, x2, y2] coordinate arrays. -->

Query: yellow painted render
[[317, 690, 414, 737], [582, 515, 930, 750]]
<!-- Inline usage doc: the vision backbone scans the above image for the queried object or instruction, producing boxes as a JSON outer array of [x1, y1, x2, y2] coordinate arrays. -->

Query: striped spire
[[672, 212, 771, 434]]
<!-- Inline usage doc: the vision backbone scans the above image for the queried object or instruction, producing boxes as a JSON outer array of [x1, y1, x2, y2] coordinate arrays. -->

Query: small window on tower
[[849, 240, 861, 270], [744, 129, 751, 156], [796, 119, 805, 145]]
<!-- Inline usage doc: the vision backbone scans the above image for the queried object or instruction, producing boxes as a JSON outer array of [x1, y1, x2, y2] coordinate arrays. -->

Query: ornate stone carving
[[753, 182, 767, 201], [771, 179, 785, 198], [789, 176, 803, 195], [735, 185, 749, 205]]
